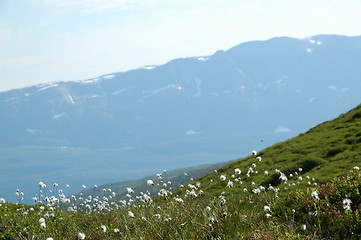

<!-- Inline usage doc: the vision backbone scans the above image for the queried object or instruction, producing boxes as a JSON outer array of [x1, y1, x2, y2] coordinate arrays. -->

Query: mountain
[[1, 34, 360, 202]]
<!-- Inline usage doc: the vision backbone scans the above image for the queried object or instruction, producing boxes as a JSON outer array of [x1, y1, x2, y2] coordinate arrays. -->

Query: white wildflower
[[78, 232, 86, 240], [175, 198, 184, 203], [264, 205, 271, 212], [311, 191, 319, 201], [220, 175, 226, 181], [251, 150, 257, 155], [128, 211, 134, 218], [226, 180, 233, 188], [101, 225, 107, 232], [342, 198, 352, 210], [234, 168, 241, 175], [126, 187, 134, 194]]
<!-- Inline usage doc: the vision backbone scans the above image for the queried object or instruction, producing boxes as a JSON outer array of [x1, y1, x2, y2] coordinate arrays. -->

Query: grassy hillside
[[188, 103, 361, 198], [0, 104, 360, 239]]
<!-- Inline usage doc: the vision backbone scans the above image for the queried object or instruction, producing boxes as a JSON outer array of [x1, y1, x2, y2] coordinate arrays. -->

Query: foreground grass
[[1, 162, 360, 239]]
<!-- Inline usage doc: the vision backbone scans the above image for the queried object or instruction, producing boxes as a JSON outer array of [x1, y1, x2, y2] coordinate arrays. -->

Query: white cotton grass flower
[[354, 166, 360, 171], [46, 238, 54, 240], [226, 180, 233, 188], [342, 198, 352, 210], [251, 150, 257, 155], [264, 170, 269, 176], [264, 205, 271, 212], [78, 232, 86, 239], [220, 175, 226, 181], [311, 190, 319, 201], [126, 187, 134, 194], [39, 218, 46, 228], [265, 213, 272, 218], [38, 182, 46, 188], [114, 228, 120, 233], [234, 168, 241, 175], [128, 211, 134, 218], [256, 156, 262, 162], [147, 180, 154, 186], [302, 224, 307, 231], [100, 225, 107, 232], [175, 197, 184, 203]]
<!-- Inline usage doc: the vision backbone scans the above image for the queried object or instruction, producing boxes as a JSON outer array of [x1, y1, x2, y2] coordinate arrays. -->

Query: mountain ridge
[[1, 34, 360, 202]]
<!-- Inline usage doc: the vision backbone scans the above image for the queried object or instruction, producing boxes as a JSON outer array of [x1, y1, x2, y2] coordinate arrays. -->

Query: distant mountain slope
[[1, 34, 360, 202], [189, 103, 361, 197]]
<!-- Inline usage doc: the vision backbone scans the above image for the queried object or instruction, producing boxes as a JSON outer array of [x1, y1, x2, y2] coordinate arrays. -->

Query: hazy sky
[[1, 0, 361, 92]]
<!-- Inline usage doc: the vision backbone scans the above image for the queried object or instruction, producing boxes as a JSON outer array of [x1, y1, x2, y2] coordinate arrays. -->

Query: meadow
[[0, 104, 360, 239]]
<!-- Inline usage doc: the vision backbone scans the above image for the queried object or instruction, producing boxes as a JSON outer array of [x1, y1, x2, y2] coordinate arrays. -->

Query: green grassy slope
[[184, 103, 361, 197]]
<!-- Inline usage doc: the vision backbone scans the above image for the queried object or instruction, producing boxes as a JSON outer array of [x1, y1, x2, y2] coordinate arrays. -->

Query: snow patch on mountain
[[38, 83, 58, 91], [3, 97, 18, 103], [68, 94, 75, 104], [141, 65, 156, 70], [26, 128, 39, 134], [102, 74, 115, 79], [308, 39, 322, 45], [80, 78, 100, 84], [197, 56, 209, 61], [328, 85, 338, 91], [53, 112, 65, 119], [193, 78, 202, 97], [139, 84, 178, 101], [273, 126, 291, 133], [185, 130, 199, 135], [112, 86, 135, 96], [308, 97, 317, 103]]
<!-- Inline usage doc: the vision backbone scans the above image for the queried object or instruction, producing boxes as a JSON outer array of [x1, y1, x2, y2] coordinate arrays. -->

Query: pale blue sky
[[1, 0, 361, 92]]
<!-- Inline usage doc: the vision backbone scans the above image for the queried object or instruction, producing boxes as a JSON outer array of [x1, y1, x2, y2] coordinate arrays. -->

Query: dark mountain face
[[1, 34, 360, 202]]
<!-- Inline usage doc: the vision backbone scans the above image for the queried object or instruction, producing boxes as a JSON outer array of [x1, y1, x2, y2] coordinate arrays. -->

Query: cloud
[[35, 0, 140, 15]]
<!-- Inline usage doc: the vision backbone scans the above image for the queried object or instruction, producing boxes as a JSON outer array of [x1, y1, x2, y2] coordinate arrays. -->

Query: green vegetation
[[0, 104, 360, 239]]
